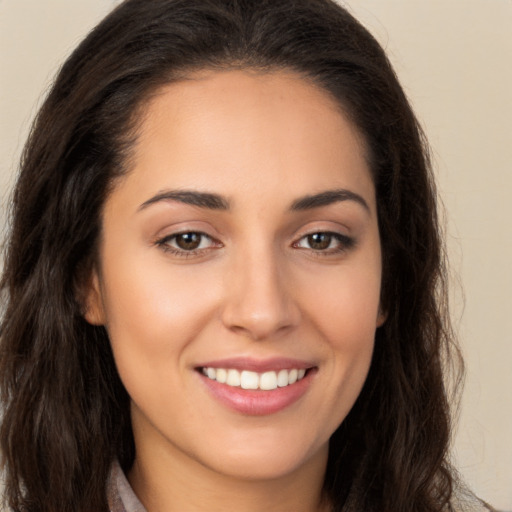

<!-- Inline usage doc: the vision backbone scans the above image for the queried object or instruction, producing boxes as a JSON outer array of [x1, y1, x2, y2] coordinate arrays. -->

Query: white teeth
[[202, 367, 308, 390], [216, 368, 227, 384], [226, 369, 241, 387], [240, 371, 259, 390], [259, 371, 278, 390], [277, 369, 289, 387]]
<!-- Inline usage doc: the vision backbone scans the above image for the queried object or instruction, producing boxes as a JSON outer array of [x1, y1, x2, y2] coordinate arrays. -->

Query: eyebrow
[[290, 189, 370, 212], [138, 190, 230, 211], [138, 187, 369, 213]]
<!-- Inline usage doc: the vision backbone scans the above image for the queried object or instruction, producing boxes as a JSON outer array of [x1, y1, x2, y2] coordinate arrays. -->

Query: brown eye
[[175, 232, 203, 250], [294, 231, 355, 254], [156, 231, 218, 254], [307, 233, 332, 250]]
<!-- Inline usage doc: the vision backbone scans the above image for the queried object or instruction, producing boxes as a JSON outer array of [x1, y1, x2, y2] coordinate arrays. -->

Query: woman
[[0, 0, 494, 511]]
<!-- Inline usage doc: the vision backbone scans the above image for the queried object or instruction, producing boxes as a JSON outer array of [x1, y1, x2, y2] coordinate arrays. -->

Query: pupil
[[176, 233, 201, 250], [308, 233, 331, 250]]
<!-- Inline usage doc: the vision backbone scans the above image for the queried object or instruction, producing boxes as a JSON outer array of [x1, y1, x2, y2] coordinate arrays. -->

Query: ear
[[82, 269, 106, 326], [376, 307, 387, 328]]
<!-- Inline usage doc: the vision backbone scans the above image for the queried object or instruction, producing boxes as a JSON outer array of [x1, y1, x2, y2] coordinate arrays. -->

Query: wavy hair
[[0, 1, 461, 510]]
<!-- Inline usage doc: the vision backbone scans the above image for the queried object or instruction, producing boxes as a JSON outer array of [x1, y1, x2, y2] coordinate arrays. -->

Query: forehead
[[115, 69, 374, 211]]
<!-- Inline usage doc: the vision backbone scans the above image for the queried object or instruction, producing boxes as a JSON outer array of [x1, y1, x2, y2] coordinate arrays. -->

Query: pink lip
[[197, 357, 314, 373], [196, 358, 317, 416]]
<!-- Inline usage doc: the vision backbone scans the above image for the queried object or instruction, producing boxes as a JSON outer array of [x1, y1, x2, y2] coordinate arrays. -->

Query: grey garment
[[106, 461, 496, 512], [107, 461, 147, 512]]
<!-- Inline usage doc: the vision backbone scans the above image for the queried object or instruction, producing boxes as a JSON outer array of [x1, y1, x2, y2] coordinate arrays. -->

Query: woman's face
[[86, 70, 384, 482]]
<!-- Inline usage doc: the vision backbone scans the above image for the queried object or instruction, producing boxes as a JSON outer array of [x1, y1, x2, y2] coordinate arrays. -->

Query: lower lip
[[199, 370, 315, 416]]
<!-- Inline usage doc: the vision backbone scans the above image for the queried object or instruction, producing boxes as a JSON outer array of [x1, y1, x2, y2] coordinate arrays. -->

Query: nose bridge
[[221, 239, 298, 340]]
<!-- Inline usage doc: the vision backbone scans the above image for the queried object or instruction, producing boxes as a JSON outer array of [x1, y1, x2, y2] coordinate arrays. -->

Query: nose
[[221, 249, 300, 341]]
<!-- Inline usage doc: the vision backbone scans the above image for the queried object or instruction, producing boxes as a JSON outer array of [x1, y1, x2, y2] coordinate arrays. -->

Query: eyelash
[[155, 231, 355, 258], [292, 232, 355, 256], [155, 231, 221, 258]]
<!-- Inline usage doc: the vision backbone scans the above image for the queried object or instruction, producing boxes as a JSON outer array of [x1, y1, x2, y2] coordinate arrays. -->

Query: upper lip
[[196, 357, 316, 373]]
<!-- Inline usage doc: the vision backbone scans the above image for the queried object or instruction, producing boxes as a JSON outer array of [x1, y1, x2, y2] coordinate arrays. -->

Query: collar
[[107, 460, 147, 512]]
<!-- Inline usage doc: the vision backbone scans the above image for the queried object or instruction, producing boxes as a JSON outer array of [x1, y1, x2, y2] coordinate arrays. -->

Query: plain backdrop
[[0, 0, 511, 509]]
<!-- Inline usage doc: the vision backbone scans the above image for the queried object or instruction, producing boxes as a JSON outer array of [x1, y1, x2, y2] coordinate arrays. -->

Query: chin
[[190, 428, 329, 482]]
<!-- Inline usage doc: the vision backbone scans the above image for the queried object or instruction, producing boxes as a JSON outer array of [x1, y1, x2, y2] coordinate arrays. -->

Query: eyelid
[[292, 230, 356, 255], [155, 230, 223, 257]]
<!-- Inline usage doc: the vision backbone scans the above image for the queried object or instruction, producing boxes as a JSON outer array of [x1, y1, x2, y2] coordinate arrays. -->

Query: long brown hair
[[1, 1, 461, 510]]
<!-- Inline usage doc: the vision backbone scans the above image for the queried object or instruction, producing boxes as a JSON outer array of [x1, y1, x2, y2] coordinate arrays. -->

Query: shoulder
[[450, 503, 496, 512], [449, 488, 497, 512], [450, 502, 497, 512]]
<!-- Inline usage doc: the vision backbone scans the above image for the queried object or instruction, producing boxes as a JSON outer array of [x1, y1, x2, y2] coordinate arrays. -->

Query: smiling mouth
[[200, 367, 309, 390], [197, 363, 316, 415]]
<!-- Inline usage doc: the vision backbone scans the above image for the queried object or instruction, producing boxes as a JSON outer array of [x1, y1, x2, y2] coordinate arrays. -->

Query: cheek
[[297, 257, 381, 411], [101, 263, 225, 433], [99, 255, 223, 380], [300, 257, 382, 342]]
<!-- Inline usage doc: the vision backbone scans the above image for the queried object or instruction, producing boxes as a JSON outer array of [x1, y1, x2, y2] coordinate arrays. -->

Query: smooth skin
[[85, 70, 385, 512]]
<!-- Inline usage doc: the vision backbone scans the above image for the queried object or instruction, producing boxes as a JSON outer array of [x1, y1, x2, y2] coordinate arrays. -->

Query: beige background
[[1, 0, 511, 509]]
